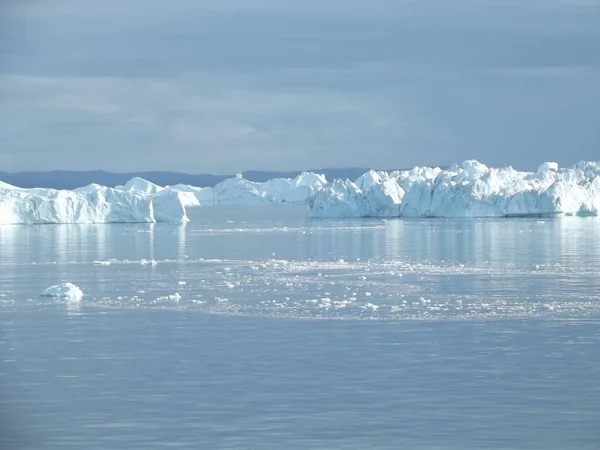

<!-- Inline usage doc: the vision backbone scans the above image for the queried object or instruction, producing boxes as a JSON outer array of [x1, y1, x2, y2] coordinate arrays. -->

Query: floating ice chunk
[[157, 292, 181, 301], [40, 283, 83, 301]]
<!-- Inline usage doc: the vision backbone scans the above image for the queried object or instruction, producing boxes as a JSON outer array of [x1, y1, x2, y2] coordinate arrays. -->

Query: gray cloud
[[1, 0, 599, 172]]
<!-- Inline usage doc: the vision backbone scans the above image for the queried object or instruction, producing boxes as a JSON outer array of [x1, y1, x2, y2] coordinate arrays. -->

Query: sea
[[1, 206, 599, 449]]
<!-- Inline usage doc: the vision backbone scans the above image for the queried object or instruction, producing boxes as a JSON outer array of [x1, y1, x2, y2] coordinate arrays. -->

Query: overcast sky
[[1, 0, 599, 173]]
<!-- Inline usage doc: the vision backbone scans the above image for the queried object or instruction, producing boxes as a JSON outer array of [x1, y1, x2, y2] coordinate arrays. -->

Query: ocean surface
[[1, 206, 599, 449]]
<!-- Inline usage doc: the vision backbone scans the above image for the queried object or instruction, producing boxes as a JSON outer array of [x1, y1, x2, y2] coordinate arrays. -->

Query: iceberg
[[0, 171, 328, 224], [167, 184, 215, 205], [401, 160, 600, 218], [309, 161, 600, 218], [212, 174, 268, 205], [40, 283, 83, 301], [309, 166, 440, 218], [260, 172, 328, 204], [4, 160, 598, 223], [309, 179, 366, 218], [0, 184, 190, 224], [169, 172, 328, 206]]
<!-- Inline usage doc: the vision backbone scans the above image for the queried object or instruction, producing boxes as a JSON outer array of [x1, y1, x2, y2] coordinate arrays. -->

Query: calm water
[[1, 207, 599, 449]]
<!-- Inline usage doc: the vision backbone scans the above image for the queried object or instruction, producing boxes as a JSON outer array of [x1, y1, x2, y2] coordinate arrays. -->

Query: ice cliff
[[309, 161, 600, 218]]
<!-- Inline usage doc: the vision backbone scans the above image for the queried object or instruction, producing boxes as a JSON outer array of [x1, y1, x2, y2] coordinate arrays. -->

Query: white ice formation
[[40, 283, 83, 301], [0, 181, 197, 224], [309, 160, 600, 218], [0, 171, 324, 224], [171, 172, 328, 206], [3, 160, 600, 223]]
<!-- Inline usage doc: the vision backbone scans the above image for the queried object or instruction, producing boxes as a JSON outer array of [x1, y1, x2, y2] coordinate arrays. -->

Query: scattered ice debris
[[157, 293, 181, 301], [94, 260, 111, 266], [140, 259, 158, 266], [40, 283, 83, 301]]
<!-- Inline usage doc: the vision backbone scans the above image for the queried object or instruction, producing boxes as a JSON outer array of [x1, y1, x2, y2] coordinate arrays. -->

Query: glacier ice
[[40, 283, 83, 301], [310, 160, 600, 218]]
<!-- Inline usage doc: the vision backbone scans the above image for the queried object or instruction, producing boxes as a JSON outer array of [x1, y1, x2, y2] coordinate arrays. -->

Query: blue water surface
[[1, 206, 599, 449]]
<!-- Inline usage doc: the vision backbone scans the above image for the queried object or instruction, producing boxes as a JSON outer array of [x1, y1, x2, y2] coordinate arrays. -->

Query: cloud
[[0, 0, 599, 172], [0, 72, 417, 172]]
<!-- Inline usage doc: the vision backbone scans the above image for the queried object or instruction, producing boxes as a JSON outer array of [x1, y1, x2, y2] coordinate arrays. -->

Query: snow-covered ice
[[40, 283, 83, 301]]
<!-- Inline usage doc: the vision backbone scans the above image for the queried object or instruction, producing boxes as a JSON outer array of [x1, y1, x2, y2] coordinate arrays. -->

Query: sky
[[1, 0, 599, 174]]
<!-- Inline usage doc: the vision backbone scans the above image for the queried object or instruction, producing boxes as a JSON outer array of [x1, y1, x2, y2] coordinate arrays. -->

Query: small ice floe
[[94, 260, 111, 266], [140, 259, 158, 266], [40, 283, 83, 302], [157, 293, 181, 301], [178, 281, 187, 286]]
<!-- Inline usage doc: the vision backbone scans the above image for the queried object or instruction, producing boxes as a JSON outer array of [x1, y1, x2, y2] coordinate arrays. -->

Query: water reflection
[[1, 211, 599, 268], [2, 209, 600, 449], [0, 222, 189, 265], [1, 210, 599, 314], [380, 217, 600, 267]]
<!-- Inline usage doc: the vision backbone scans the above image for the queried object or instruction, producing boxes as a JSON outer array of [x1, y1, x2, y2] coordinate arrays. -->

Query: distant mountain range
[[0, 168, 388, 190]]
